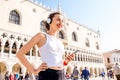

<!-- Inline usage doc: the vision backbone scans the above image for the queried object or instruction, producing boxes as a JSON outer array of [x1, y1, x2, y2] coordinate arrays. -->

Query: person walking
[[72, 66, 79, 80], [81, 67, 90, 80], [100, 70, 105, 80], [5, 71, 9, 80], [113, 63, 120, 80], [16, 12, 75, 80]]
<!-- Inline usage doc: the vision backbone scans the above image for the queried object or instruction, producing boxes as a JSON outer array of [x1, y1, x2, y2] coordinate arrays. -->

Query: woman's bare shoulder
[[35, 32, 46, 38], [35, 32, 46, 47]]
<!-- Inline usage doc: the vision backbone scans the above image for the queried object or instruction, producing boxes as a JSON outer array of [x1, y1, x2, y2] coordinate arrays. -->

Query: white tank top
[[39, 33, 64, 67]]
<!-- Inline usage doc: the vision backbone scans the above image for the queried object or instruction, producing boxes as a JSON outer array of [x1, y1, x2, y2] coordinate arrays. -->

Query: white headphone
[[46, 18, 51, 24]]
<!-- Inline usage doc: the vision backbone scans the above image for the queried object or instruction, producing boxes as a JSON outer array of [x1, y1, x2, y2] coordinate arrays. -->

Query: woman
[[16, 12, 74, 80]]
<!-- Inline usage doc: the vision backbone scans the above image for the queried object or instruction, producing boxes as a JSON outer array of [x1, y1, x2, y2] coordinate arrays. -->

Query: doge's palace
[[0, 0, 105, 77]]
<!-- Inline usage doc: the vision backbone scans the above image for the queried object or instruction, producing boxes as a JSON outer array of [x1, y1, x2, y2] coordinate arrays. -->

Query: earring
[[47, 18, 51, 24]]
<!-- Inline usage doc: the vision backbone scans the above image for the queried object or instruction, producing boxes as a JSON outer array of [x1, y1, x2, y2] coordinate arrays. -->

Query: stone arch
[[94, 68, 97, 77], [79, 67, 83, 75], [66, 66, 72, 74], [90, 67, 93, 77], [0, 62, 7, 74], [12, 63, 21, 74], [98, 68, 101, 76]]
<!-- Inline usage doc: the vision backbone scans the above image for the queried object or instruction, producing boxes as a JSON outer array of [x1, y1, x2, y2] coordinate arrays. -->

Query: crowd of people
[[2, 71, 39, 80], [64, 63, 120, 80], [65, 66, 90, 80]]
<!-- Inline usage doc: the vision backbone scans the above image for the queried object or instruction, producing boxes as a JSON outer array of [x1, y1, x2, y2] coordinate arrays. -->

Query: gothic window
[[81, 54, 82, 61], [96, 42, 99, 50], [114, 57, 116, 62], [9, 10, 20, 25], [75, 54, 77, 61], [19, 43, 23, 49], [72, 32, 77, 41], [0, 39, 1, 52], [32, 46, 36, 56], [78, 54, 80, 61], [107, 58, 110, 63], [85, 38, 90, 47], [59, 31, 64, 39], [4, 40, 10, 53], [40, 20, 46, 32], [12, 42, 17, 54]]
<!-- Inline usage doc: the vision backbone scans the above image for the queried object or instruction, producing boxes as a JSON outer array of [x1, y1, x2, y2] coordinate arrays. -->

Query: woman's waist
[[48, 66, 64, 70]]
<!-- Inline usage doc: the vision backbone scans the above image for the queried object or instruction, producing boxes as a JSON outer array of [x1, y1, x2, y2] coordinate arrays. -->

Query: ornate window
[[9, 10, 20, 25], [85, 38, 90, 47], [12, 42, 17, 54], [107, 58, 110, 63], [4, 40, 10, 53], [59, 31, 64, 39], [40, 20, 46, 32], [72, 32, 77, 41], [32, 46, 36, 56], [19, 43, 23, 49], [96, 42, 99, 50], [0, 39, 1, 52]]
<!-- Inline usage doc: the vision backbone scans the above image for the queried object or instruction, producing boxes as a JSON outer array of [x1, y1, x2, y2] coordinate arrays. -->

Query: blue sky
[[37, 0, 120, 52]]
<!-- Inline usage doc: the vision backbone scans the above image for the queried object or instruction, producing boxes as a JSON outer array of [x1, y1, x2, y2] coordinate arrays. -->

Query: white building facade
[[0, 0, 105, 78]]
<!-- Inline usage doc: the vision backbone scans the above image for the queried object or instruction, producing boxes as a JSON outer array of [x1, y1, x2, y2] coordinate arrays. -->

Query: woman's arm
[[16, 32, 48, 74]]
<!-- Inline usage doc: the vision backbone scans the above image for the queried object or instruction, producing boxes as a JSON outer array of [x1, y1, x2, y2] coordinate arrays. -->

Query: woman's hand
[[66, 53, 75, 61], [63, 53, 75, 66], [34, 62, 48, 74]]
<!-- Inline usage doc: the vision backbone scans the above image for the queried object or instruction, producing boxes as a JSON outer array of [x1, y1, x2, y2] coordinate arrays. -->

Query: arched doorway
[[94, 68, 97, 77], [79, 67, 83, 75], [66, 66, 72, 74], [0, 62, 7, 74], [90, 67, 93, 77], [12, 63, 21, 73]]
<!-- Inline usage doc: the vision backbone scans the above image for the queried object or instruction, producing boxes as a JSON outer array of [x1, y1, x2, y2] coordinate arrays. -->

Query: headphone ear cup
[[47, 18, 51, 24]]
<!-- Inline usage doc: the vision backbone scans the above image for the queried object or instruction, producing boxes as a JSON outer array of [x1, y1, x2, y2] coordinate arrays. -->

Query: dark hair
[[44, 12, 61, 30]]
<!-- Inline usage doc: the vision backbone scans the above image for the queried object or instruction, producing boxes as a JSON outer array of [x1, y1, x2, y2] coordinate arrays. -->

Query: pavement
[[66, 77, 116, 80], [89, 77, 115, 80]]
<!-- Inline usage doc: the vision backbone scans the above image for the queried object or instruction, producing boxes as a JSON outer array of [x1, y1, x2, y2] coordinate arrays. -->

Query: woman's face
[[50, 14, 64, 31]]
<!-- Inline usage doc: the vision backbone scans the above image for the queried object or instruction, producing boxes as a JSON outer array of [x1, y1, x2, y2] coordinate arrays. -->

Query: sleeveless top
[[38, 33, 64, 67]]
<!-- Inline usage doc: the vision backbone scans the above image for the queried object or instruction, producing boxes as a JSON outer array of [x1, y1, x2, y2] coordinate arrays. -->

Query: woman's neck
[[47, 31, 57, 37]]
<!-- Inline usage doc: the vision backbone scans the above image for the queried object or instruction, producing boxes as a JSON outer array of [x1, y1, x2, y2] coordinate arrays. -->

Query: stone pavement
[[67, 77, 116, 80], [89, 77, 116, 80]]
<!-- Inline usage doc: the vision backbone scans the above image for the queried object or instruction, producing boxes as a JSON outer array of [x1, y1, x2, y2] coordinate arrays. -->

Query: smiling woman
[[16, 12, 75, 80]]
